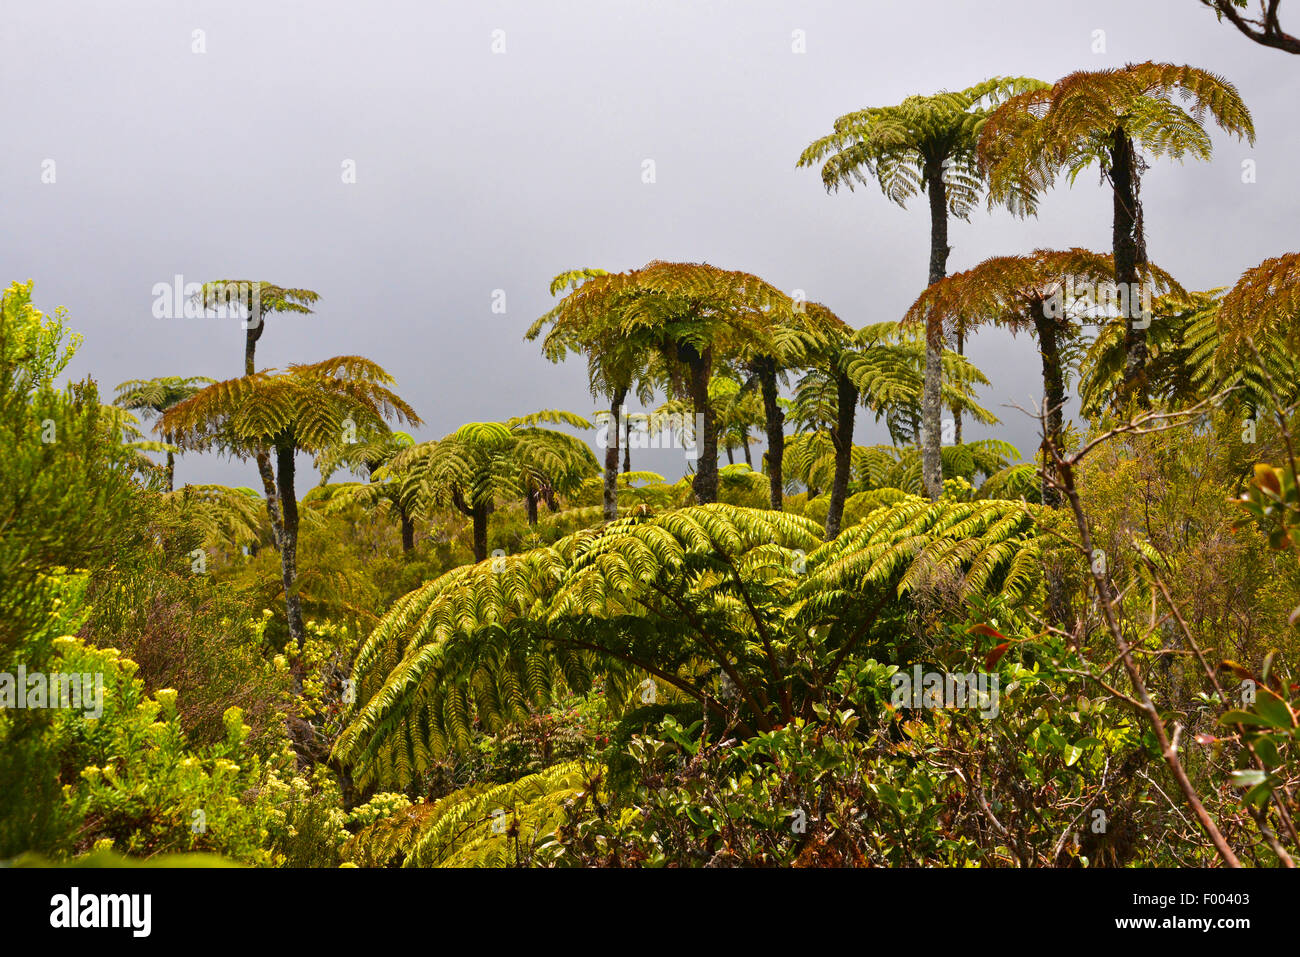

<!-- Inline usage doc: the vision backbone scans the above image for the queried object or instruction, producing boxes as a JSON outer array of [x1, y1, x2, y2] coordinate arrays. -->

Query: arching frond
[[335, 499, 1047, 789], [404, 761, 598, 867], [1219, 253, 1300, 354], [165, 484, 264, 547], [159, 358, 421, 456], [981, 62, 1255, 213], [902, 248, 1183, 340], [792, 497, 1043, 615], [798, 76, 1049, 218]]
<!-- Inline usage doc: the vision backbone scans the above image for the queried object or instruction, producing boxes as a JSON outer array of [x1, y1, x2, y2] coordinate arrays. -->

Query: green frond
[[980, 62, 1254, 212], [165, 484, 264, 548], [504, 409, 594, 431], [336, 497, 1047, 790], [159, 358, 421, 456], [192, 280, 318, 318], [799, 77, 1048, 216], [405, 761, 597, 867]]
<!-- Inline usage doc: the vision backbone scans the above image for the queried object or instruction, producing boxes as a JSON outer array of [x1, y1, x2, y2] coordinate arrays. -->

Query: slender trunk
[[275, 442, 306, 649], [825, 372, 858, 540], [1032, 311, 1066, 508], [246, 324, 285, 547], [399, 508, 414, 553], [922, 338, 944, 498], [742, 436, 752, 468], [526, 490, 539, 526], [1033, 305, 1071, 626], [622, 421, 631, 474], [165, 450, 175, 492], [603, 387, 626, 521], [683, 344, 718, 504], [1111, 128, 1148, 405], [244, 325, 260, 376], [951, 329, 964, 445], [472, 502, 491, 562], [725, 445, 735, 465], [925, 164, 950, 285], [758, 358, 785, 510], [257, 454, 285, 548], [922, 162, 950, 501]]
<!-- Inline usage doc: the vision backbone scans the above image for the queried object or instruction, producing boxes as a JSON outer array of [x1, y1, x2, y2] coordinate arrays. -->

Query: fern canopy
[[114, 376, 216, 418], [528, 260, 799, 396], [980, 62, 1255, 215], [1080, 285, 1300, 419], [902, 248, 1183, 341], [798, 76, 1048, 219], [1218, 253, 1300, 358], [335, 499, 1047, 790], [378, 414, 597, 520], [159, 356, 421, 458]]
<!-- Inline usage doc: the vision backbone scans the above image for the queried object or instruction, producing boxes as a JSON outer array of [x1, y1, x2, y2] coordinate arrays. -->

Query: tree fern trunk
[[951, 329, 964, 445], [684, 345, 718, 504], [758, 358, 785, 510], [1032, 312, 1066, 508], [604, 387, 626, 521], [1111, 128, 1148, 406], [622, 426, 631, 474], [247, 325, 285, 548], [165, 450, 175, 492], [526, 491, 538, 526], [1033, 312, 1070, 626], [825, 372, 858, 539], [257, 454, 285, 548], [742, 437, 752, 468], [922, 162, 950, 501], [400, 509, 414, 553], [472, 503, 490, 562], [244, 322, 263, 376], [275, 442, 306, 650]]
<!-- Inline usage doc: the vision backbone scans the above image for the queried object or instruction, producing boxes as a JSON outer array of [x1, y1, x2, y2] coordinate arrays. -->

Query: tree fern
[[980, 62, 1254, 398], [377, 413, 598, 561], [799, 76, 1047, 499], [160, 357, 420, 646], [403, 761, 598, 867], [529, 261, 801, 508], [336, 500, 1047, 790]]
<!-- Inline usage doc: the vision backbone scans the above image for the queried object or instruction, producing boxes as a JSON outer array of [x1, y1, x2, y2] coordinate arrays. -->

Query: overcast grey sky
[[2, 1, 1294, 490]]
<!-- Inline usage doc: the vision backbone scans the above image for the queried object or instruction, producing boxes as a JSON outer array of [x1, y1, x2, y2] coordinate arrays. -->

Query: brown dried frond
[[901, 248, 1183, 338], [979, 62, 1254, 213], [1218, 252, 1300, 354]]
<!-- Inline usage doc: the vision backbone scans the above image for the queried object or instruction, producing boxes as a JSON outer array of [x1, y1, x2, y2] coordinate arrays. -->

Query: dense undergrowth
[[4, 267, 1299, 868]]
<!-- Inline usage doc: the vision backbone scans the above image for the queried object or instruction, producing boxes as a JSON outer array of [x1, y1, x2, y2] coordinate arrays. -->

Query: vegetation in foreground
[[4, 44, 1300, 868]]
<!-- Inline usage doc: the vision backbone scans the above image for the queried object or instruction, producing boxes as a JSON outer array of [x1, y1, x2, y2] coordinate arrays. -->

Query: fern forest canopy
[[5, 1, 1300, 881]]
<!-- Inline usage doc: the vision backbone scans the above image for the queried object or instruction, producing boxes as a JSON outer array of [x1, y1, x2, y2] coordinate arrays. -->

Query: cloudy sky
[[2, 0, 1293, 490]]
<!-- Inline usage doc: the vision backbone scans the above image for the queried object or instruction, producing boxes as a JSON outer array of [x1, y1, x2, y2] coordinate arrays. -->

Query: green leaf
[[1254, 689, 1296, 729], [1229, 769, 1266, 788], [1244, 781, 1275, 810], [1254, 737, 1281, 768]]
